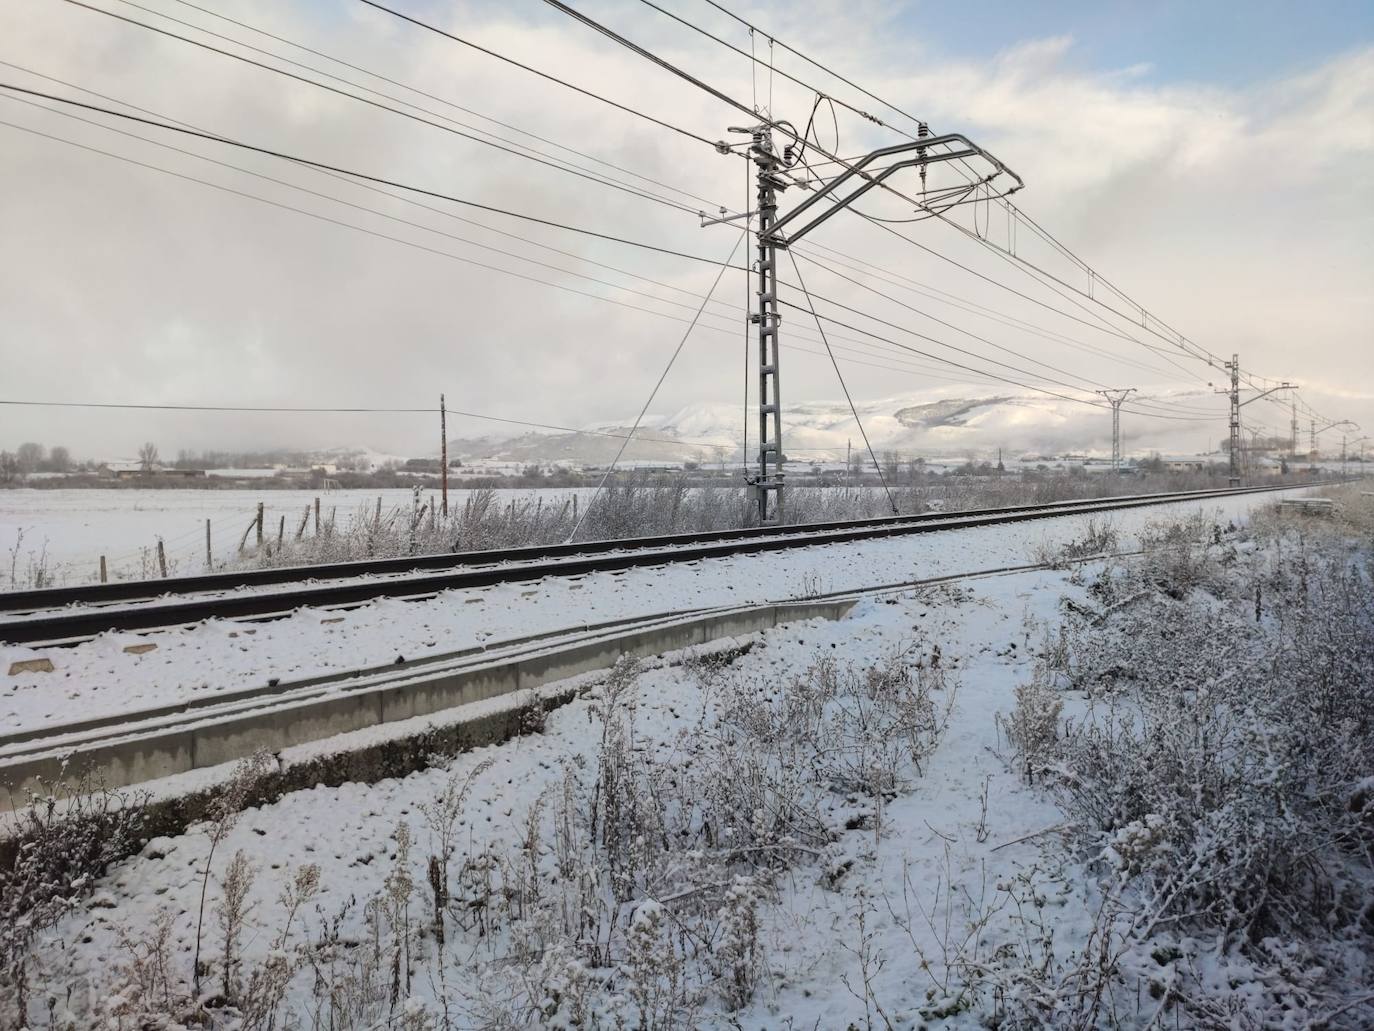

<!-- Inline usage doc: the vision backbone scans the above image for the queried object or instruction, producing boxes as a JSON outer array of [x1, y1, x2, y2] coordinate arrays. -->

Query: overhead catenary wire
[[0, 113, 1052, 402], [1, 81, 1174, 406], [679, 0, 1290, 391], [10, 8, 1324, 437], [135, 0, 1216, 401], [58, 0, 711, 217], [0, 82, 739, 269], [0, 86, 1010, 387], [352, 0, 719, 148], [161, 0, 724, 210], [2, 88, 1228, 426], [8, 61, 1158, 404]]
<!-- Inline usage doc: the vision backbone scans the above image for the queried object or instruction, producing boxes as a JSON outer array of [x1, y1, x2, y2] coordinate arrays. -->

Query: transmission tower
[[1095, 388, 1136, 473], [1290, 397, 1299, 459]]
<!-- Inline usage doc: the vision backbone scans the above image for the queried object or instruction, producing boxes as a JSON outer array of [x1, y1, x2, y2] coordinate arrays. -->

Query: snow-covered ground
[[0, 487, 594, 586], [16, 558, 1084, 1027], [8, 484, 1369, 1029], [0, 489, 1305, 744]]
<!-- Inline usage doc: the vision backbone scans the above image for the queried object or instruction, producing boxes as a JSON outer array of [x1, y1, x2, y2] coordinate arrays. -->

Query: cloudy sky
[[1, 0, 1371, 461]]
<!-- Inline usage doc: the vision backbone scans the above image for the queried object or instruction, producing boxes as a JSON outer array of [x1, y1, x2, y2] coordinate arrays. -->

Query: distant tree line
[[0, 441, 79, 482]]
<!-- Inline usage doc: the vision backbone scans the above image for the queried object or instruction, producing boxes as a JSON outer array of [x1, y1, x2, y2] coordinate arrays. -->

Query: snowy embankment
[[1, 488, 1310, 736], [5, 488, 1371, 1028]]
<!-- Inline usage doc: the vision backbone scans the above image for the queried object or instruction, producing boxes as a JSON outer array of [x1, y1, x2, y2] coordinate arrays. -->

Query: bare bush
[[0, 780, 148, 1026]]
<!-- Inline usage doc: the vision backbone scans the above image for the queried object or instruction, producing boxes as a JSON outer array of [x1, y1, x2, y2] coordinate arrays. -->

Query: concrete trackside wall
[[0, 598, 856, 811]]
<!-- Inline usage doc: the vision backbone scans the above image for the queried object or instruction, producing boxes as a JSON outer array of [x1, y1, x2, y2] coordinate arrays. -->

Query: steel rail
[[0, 483, 1316, 616], [0, 482, 1319, 647]]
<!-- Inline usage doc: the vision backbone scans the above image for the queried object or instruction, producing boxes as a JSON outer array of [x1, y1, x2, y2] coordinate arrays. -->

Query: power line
[[353, 0, 719, 148], [632, 0, 897, 135], [3, 86, 1236, 425], [0, 81, 740, 268], [686, 0, 1294, 393], [60, 0, 708, 216], [776, 304, 1214, 422], [1, 82, 991, 383], [2, 80, 1127, 401], [163, 0, 724, 210], [1, 114, 1016, 396], [538, 0, 1016, 219], [793, 246, 1203, 385]]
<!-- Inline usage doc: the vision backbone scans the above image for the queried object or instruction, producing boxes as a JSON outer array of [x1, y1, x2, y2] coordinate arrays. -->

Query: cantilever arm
[[766, 134, 1022, 245]]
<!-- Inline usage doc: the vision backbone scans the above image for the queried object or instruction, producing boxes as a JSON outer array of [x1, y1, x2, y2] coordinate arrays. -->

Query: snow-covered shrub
[[0, 780, 148, 1025], [1034, 517, 1120, 569], [1004, 673, 1063, 781], [1041, 525, 1374, 1026], [1135, 510, 1233, 598]]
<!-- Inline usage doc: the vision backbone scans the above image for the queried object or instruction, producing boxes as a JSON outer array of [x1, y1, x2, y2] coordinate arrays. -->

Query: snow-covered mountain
[[447, 389, 1217, 465]]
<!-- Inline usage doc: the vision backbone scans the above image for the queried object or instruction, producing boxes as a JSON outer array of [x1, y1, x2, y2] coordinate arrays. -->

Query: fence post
[[156, 538, 168, 578], [99, 555, 107, 583], [205, 519, 212, 570], [314, 496, 320, 535], [296, 506, 310, 540], [256, 502, 264, 547], [277, 515, 285, 548]]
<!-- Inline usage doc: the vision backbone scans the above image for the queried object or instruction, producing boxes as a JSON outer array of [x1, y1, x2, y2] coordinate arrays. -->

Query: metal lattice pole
[[1227, 356, 1242, 486], [1095, 388, 1135, 473], [752, 127, 785, 523]]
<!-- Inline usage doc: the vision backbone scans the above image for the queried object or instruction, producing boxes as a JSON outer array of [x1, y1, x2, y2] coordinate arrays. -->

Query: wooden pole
[[156, 538, 168, 578], [205, 519, 212, 570], [375, 496, 382, 525], [314, 496, 320, 535], [296, 506, 310, 540], [440, 393, 449, 518], [255, 502, 264, 547], [277, 515, 285, 547], [99, 555, 107, 583]]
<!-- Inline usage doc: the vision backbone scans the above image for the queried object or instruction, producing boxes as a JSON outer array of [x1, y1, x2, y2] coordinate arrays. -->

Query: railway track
[[0, 482, 1319, 647]]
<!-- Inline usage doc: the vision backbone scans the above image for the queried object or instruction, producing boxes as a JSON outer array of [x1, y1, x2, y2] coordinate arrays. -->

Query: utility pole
[[1095, 388, 1135, 474], [440, 393, 449, 518], [1215, 365, 1295, 486], [751, 126, 786, 524], [1290, 397, 1299, 459], [709, 124, 1017, 522], [1226, 356, 1241, 487]]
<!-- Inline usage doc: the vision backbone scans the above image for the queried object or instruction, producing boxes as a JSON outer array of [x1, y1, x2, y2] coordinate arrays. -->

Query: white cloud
[[0, 0, 1368, 459]]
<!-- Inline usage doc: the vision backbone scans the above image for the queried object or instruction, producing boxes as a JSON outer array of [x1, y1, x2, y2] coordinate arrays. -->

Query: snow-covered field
[[0, 487, 594, 586], [0, 490, 1305, 736]]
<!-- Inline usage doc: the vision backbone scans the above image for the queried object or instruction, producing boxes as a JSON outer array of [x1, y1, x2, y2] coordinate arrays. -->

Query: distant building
[[107, 463, 206, 480]]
